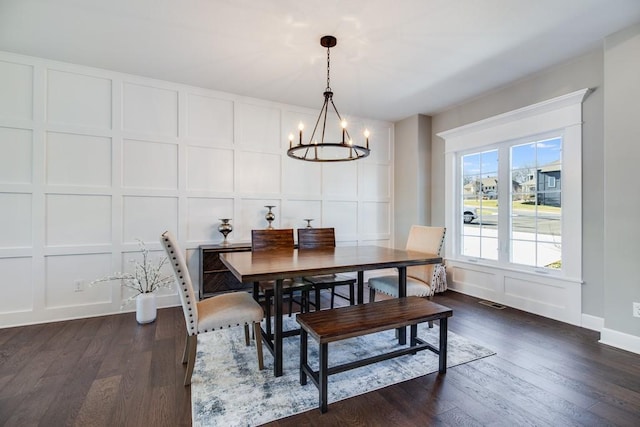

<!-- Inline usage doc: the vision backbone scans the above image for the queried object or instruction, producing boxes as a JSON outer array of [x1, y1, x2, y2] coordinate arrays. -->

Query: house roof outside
[[539, 161, 562, 173]]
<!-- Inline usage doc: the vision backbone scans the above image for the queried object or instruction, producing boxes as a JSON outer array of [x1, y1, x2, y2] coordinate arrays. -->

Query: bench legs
[[410, 324, 418, 354], [319, 343, 328, 413], [300, 329, 308, 385], [299, 329, 329, 413], [300, 319, 449, 413]]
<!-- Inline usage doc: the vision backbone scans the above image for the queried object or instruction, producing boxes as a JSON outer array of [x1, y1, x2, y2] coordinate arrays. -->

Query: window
[[439, 89, 589, 280], [461, 149, 499, 260], [459, 136, 562, 270], [510, 137, 562, 269]]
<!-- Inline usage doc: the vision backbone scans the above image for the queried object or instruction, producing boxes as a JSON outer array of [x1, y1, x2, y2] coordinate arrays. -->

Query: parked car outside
[[463, 206, 478, 224], [484, 191, 497, 200]]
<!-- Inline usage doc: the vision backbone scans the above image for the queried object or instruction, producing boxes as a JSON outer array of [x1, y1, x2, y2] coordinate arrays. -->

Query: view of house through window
[[461, 149, 499, 260], [460, 136, 562, 270]]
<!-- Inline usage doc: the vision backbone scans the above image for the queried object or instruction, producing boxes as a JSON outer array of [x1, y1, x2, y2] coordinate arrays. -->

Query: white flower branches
[[90, 239, 174, 308]]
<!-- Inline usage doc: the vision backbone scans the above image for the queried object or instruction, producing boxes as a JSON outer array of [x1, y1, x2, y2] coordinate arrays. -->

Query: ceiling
[[1, 0, 640, 122]]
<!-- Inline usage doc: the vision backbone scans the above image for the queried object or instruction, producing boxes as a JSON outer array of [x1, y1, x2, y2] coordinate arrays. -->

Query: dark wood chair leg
[[252, 281, 259, 301], [302, 290, 310, 313], [184, 334, 197, 386], [181, 334, 190, 364], [254, 322, 264, 370], [288, 290, 293, 316]]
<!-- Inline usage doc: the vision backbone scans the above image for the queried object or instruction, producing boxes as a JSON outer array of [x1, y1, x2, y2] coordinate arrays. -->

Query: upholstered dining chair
[[297, 227, 357, 309], [160, 231, 264, 386], [251, 229, 312, 338], [368, 225, 446, 302]]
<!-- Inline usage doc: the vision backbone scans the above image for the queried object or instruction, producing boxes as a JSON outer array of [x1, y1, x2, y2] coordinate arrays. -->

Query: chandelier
[[287, 35, 370, 162]]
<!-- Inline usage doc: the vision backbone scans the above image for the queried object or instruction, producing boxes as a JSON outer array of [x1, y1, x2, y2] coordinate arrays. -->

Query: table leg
[[357, 271, 364, 304], [439, 317, 448, 373], [274, 278, 283, 377], [397, 266, 407, 345]]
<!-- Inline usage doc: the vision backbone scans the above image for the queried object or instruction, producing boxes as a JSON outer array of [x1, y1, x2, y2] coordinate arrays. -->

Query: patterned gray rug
[[191, 316, 495, 426]]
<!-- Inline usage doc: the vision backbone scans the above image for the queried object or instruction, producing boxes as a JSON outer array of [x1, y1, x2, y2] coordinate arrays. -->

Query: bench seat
[[296, 296, 453, 413]]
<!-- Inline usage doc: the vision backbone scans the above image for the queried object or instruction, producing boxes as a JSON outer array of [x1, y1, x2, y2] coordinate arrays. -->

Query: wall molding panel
[[446, 260, 583, 326], [0, 51, 394, 327]]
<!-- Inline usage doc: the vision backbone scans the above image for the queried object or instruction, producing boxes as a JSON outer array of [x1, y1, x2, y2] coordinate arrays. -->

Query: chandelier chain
[[326, 45, 331, 91]]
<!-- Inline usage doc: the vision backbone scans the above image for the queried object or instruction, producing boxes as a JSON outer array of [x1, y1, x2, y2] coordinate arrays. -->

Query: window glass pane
[[509, 136, 562, 270], [512, 166, 537, 203], [539, 242, 561, 269], [461, 149, 498, 260], [480, 150, 498, 175], [463, 174, 481, 202], [537, 137, 562, 165], [511, 240, 536, 265], [480, 236, 499, 260], [461, 235, 480, 257], [537, 215, 561, 243]]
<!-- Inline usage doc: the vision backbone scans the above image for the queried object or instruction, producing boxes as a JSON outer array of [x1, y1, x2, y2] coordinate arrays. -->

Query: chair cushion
[[196, 291, 263, 332], [367, 275, 432, 298]]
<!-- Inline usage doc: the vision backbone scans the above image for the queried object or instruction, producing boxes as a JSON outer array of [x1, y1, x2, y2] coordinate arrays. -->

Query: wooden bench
[[296, 296, 453, 413]]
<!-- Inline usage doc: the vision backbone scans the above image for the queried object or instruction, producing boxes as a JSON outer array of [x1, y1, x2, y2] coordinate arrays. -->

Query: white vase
[[136, 293, 157, 324]]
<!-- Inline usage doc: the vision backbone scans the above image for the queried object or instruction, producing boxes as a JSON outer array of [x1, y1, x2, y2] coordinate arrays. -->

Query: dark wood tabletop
[[219, 245, 442, 283]]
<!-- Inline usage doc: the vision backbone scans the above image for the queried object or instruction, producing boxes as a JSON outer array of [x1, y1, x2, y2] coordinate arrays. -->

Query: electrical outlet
[[74, 279, 84, 292], [633, 302, 640, 318]]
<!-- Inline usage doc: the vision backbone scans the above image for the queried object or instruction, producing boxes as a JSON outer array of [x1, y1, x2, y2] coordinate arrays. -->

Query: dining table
[[219, 244, 442, 377]]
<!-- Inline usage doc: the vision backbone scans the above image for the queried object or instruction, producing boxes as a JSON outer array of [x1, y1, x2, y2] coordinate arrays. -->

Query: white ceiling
[[1, 0, 640, 122]]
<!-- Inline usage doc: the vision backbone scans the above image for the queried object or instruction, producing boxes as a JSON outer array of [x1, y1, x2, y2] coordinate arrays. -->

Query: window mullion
[[497, 145, 510, 264]]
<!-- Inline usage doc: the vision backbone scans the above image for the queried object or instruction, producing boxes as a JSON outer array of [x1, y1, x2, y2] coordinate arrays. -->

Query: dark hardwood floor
[[1, 290, 639, 426]]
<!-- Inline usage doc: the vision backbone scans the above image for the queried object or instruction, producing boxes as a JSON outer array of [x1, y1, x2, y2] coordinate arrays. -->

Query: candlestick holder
[[264, 205, 276, 229], [217, 218, 233, 245]]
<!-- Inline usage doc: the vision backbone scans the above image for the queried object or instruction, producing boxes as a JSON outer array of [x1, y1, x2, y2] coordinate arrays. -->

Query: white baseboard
[[599, 327, 640, 355], [581, 313, 604, 331]]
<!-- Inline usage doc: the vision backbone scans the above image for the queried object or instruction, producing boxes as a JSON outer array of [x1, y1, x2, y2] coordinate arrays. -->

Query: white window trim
[[437, 88, 591, 282], [547, 176, 556, 188]]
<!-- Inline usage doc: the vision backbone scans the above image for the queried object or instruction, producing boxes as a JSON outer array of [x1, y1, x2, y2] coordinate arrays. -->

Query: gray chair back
[[161, 231, 198, 336]]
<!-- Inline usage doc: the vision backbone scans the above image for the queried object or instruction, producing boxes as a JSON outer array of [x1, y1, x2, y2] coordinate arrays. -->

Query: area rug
[[191, 317, 495, 426]]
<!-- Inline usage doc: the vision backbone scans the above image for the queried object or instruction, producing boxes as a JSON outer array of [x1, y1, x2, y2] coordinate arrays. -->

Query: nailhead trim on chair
[[164, 233, 258, 334], [164, 237, 198, 335]]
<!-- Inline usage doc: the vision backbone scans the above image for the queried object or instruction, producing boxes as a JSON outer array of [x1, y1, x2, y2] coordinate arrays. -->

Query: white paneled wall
[[0, 52, 394, 327]]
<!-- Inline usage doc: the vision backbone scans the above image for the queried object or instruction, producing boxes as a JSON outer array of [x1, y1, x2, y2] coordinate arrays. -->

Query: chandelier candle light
[[287, 35, 370, 162]]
